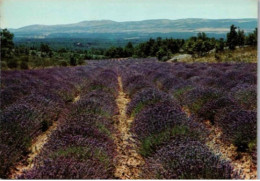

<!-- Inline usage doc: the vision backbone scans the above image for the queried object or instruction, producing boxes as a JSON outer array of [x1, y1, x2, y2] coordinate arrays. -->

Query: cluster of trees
[[1, 29, 86, 69], [183, 32, 224, 56], [103, 38, 184, 61], [135, 38, 184, 60], [104, 42, 134, 58], [103, 25, 257, 60], [0, 29, 14, 59], [227, 25, 257, 50], [1, 24, 258, 69]]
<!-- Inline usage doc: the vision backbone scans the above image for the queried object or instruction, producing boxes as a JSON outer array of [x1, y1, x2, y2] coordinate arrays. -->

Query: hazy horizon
[[0, 0, 257, 29], [1, 18, 257, 30]]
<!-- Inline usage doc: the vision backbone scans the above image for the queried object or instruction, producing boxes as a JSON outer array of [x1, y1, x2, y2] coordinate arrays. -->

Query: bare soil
[[9, 121, 59, 179], [182, 107, 257, 179], [73, 95, 80, 103], [113, 76, 144, 179], [204, 120, 257, 179]]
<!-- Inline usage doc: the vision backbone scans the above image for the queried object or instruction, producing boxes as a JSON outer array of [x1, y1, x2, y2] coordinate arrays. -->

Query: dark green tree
[[70, 56, 77, 66], [105, 47, 126, 58], [156, 47, 170, 61], [124, 42, 134, 57], [60, 60, 68, 67], [40, 43, 51, 53], [165, 38, 180, 54], [184, 39, 195, 54], [58, 48, 67, 54], [20, 61, 29, 69], [40, 43, 52, 57], [246, 28, 257, 46], [216, 38, 225, 52], [197, 32, 207, 41], [193, 39, 204, 56], [227, 25, 238, 50], [0, 29, 14, 58], [84, 53, 92, 60], [31, 50, 37, 56], [7, 59, 18, 68], [184, 33, 216, 56], [237, 28, 245, 47]]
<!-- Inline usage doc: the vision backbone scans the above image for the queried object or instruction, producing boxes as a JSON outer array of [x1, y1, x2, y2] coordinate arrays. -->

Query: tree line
[[0, 24, 257, 69], [98, 25, 257, 61]]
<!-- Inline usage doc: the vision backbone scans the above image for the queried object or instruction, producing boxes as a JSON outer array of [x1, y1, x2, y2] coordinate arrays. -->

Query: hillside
[[10, 18, 257, 39]]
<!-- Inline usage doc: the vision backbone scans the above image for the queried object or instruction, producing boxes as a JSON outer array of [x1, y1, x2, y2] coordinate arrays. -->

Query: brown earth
[[9, 121, 59, 179], [73, 95, 80, 103], [204, 120, 257, 179], [113, 76, 145, 179], [182, 107, 257, 179]]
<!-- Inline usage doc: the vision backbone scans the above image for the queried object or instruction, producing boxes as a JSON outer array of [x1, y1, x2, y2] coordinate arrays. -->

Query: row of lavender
[[140, 62, 256, 156], [0, 65, 98, 178], [117, 63, 235, 179], [122, 60, 256, 168], [0, 58, 257, 178], [18, 68, 119, 179]]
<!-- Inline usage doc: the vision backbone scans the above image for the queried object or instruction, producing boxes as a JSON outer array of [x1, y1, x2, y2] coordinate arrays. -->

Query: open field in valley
[[0, 57, 257, 179]]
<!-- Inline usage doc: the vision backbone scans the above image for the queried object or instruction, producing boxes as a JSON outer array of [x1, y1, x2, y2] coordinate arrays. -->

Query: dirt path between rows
[[73, 95, 80, 103], [9, 95, 81, 179], [113, 76, 144, 179], [204, 120, 257, 179], [9, 121, 59, 179], [182, 107, 257, 179]]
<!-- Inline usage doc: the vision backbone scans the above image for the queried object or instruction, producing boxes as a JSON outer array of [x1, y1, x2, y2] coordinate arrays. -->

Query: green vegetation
[[184, 32, 217, 56], [227, 25, 257, 50], [248, 140, 256, 153], [139, 125, 190, 157], [96, 122, 112, 138], [0, 29, 14, 58], [1, 29, 87, 70], [176, 46, 257, 63], [51, 146, 92, 161], [131, 99, 160, 117], [94, 149, 111, 169], [234, 89, 257, 110], [1, 25, 257, 70], [173, 86, 194, 105], [188, 91, 222, 115], [50, 146, 110, 168], [89, 84, 115, 96]]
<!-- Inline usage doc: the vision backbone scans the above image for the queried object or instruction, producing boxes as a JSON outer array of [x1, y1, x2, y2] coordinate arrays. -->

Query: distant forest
[[1, 25, 257, 69]]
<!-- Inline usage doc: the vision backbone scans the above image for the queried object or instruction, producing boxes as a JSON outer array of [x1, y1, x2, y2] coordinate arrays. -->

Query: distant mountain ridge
[[9, 18, 257, 39]]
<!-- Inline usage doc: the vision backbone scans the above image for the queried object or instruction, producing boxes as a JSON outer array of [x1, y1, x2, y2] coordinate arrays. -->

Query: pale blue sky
[[0, 0, 258, 28]]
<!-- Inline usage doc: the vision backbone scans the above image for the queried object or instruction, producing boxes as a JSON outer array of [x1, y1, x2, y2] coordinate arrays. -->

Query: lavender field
[[0, 58, 257, 179]]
